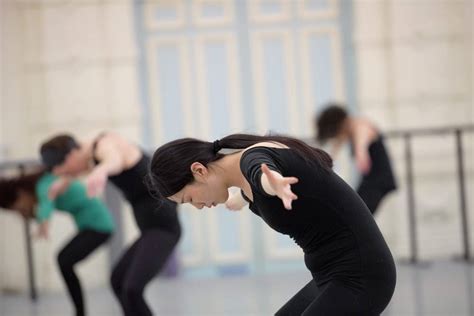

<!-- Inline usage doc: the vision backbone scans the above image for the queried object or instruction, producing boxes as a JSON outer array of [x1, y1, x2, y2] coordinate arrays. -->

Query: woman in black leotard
[[40, 133, 181, 316], [316, 103, 397, 215], [148, 133, 396, 315]]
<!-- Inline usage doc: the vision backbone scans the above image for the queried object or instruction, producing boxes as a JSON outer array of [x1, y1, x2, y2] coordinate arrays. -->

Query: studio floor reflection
[[1, 261, 473, 316]]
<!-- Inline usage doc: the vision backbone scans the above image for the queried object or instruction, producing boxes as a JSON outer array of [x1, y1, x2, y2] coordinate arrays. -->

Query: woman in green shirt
[[0, 169, 114, 316]]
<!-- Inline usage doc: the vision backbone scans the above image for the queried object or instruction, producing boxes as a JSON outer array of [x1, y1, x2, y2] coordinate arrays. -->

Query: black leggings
[[275, 279, 376, 316], [57, 229, 111, 316], [110, 228, 180, 316]]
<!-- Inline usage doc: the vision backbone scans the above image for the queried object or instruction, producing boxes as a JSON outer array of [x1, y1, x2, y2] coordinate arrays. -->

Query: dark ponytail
[[217, 134, 332, 168], [148, 133, 332, 199], [0, 170, 45, 218]]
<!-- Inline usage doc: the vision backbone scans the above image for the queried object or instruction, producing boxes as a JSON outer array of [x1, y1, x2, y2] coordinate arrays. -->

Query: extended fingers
[[283, 188, 298, 210], [287, 192, 298, 202], [284, 197, 293, 210]]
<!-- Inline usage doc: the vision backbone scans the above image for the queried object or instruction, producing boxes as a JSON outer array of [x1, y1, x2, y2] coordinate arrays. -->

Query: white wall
[[353, 0, 474, 260], [0, 0, 141, 292]]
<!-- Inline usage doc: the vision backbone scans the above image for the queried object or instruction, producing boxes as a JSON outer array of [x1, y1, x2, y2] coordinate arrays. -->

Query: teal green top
[[35, 173, 115, 233]]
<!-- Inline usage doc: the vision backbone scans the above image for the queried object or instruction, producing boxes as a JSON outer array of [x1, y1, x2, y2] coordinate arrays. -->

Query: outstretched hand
[[225, 190, 248, 211], [355, 152, 371, 175], [261, 163, 298, 210]]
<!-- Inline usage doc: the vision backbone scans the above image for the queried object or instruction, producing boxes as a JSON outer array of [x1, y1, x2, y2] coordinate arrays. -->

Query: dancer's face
[[169, 162, 229, 209], [53, 149, 87, 176]]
